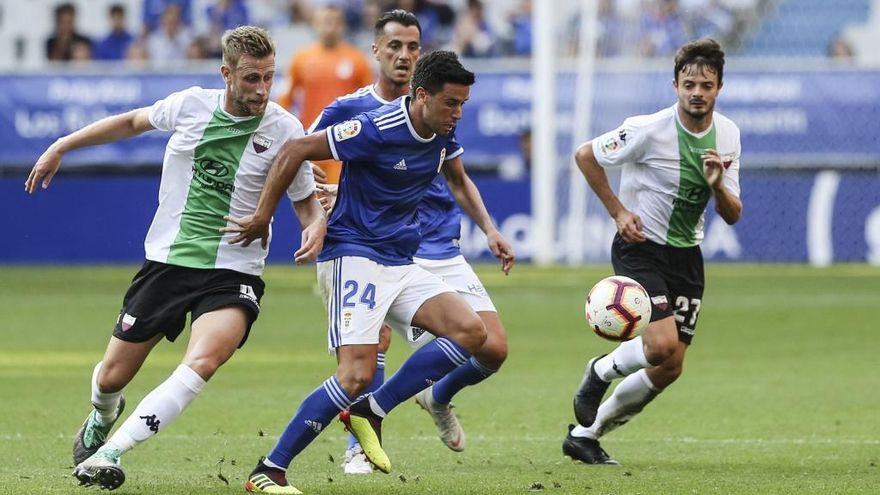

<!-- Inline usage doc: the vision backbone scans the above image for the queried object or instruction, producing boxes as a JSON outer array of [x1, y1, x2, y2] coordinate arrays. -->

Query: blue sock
[[347, 353, 385, 449], [372, 338, 469, 414], [267, 376, 354, 468], [432, 356, 497, 405]]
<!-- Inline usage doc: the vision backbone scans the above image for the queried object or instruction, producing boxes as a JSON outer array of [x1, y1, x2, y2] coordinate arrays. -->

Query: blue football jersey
[[311, 85, 465, 261], [317, 95, 464, 265]]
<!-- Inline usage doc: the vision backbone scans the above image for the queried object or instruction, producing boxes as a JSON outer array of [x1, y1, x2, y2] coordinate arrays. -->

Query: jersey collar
[[401, 95, 435, 143]]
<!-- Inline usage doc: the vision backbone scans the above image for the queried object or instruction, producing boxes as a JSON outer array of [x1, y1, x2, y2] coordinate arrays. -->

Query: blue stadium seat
[[741, 0, 870, 56]]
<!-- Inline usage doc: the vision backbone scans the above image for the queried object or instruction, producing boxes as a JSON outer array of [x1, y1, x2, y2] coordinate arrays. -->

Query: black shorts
[[610, 233, 705, 345], [112, 260, 266, 347]]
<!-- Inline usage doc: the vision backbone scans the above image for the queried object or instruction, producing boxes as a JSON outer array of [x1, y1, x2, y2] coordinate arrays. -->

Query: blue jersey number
[[342, 280, 377, 310]]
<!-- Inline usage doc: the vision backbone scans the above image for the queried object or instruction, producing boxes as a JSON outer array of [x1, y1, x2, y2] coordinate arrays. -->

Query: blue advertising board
[[2, 69, 879, 168], [4, 170, 880, 264]]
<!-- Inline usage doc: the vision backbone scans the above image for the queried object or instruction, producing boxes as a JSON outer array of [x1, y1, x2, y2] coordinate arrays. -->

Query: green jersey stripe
[[667, 119, 715, 247], [167, 107, 263, 267]]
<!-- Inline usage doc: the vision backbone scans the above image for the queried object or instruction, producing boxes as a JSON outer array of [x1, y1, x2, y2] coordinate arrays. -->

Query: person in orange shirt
[[278, 4, 373, 183]]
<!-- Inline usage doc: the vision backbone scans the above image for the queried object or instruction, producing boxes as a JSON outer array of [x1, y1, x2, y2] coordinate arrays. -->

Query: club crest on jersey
[[252, 134, 273, 154], [437, 148, 447, 172], [334, 120, 362, 142]]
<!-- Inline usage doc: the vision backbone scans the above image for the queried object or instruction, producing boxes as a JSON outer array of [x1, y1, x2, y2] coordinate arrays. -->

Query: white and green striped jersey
[[144, 86, 315, 275], [592, 104, 741, 247]]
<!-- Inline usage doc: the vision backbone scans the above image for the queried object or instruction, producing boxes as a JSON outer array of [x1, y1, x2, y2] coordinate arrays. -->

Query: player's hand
[[316, 183, 338, 213], [702, 148, 724, 190], [25, 146, 63, 193], [311, 162, 328, 184], [614, 209, 646, 243], [487, 230, 516, 275], [293, 216, 326, 264], [222, 214, 271, 249]]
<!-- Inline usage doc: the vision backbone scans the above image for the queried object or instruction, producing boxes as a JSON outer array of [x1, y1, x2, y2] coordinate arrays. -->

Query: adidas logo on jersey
[[393, 159, 407, 170]]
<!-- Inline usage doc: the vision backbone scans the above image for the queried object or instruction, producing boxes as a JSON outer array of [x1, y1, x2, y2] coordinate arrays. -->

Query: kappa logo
[[239, 284, 259, 309], [436, 148, 447, 173], [252, 134, 273, 154], [333, 120, 362, 142], [393, 159, 407, 171], [121, 313, 137, 332]]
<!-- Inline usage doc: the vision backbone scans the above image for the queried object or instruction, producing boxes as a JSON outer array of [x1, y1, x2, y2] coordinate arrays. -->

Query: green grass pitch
[[1, 264, 878, 494]]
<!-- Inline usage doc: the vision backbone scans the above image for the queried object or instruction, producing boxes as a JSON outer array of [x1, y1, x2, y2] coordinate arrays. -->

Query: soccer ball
[[585, 276, 652, 342]]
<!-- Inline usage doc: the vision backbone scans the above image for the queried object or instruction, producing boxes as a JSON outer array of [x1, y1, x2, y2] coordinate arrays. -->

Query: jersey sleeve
[[148, 86, 195, 132], [720, 133, 742, 199], [590, 117, 648, 168], [325, 115, 383, 163], [445, 129, 464, 161], [279, 117, 317, 203]]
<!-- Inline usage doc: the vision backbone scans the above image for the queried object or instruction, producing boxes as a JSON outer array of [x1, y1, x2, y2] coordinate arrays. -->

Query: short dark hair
[[410, 51, 475, 97], [55, 3, 75, 20], [109, 4, 125, 16], [674, 38, 725, 84], [374, 9, 421, 38]]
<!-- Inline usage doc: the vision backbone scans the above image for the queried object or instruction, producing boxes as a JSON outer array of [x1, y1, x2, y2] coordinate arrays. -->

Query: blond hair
[[222, 26, 275, 69]]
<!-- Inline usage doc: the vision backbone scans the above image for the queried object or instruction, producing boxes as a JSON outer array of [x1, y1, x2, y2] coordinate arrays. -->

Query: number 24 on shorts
[[342, 280, 377, 310]]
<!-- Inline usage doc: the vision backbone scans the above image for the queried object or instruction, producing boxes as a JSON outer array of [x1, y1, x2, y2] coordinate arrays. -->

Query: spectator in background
[[94, 4, 135, 61], [70, 40, 93, 63], [146, 3, 194, 66], [386, 0, 456, 51], [828, 36, 855, 62], [508, 0, 531, 56], [277, 3, 373, 184], [452, 0, 497, 58], [125, 39, 151, 66], [638, 0, 687, 57], [142, 0, 192, 35], [683, 0, 735, 44], [46, 3, 92, 62], [204, 0, 250, 58]]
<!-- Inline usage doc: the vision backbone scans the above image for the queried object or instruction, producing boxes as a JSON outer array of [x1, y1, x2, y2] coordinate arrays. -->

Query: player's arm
[[443, 156, 515, 274], [25, 108, 154, 193], [702, 149, 742, 225], [291, 192, 327, 264], [225, 131, 334, 247], [574, 141, 646, 243]]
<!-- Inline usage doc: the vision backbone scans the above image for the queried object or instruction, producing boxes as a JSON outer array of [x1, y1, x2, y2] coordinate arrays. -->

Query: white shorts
[[317, 256, 454, 352], [386, 254, 496, 349]]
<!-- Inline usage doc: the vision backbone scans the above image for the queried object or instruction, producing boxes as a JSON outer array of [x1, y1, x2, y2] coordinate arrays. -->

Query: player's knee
[[474, 334, 507, 369], [96, 361, 130, 393], [337, 369, 374, 397], [451, 313, 486, 354], [649, 359, 684, 388], [183, 355, 228, 382]]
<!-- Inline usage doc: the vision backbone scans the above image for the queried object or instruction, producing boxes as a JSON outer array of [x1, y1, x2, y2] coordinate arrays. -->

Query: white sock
[[582, 369, 660, 439], [594, 336, 651, 382], [90, 362, 123, 425], [263, 458, 286, 471], [104, 364, 206, 454], [367, 395, 388, 418]]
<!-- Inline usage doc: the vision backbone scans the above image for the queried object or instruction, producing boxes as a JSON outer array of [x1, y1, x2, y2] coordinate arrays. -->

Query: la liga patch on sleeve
[[333, 120, 362, 142]]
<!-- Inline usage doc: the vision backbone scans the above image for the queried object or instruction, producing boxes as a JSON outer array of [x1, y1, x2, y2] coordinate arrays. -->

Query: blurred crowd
[[44, 0, 792, 65]]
